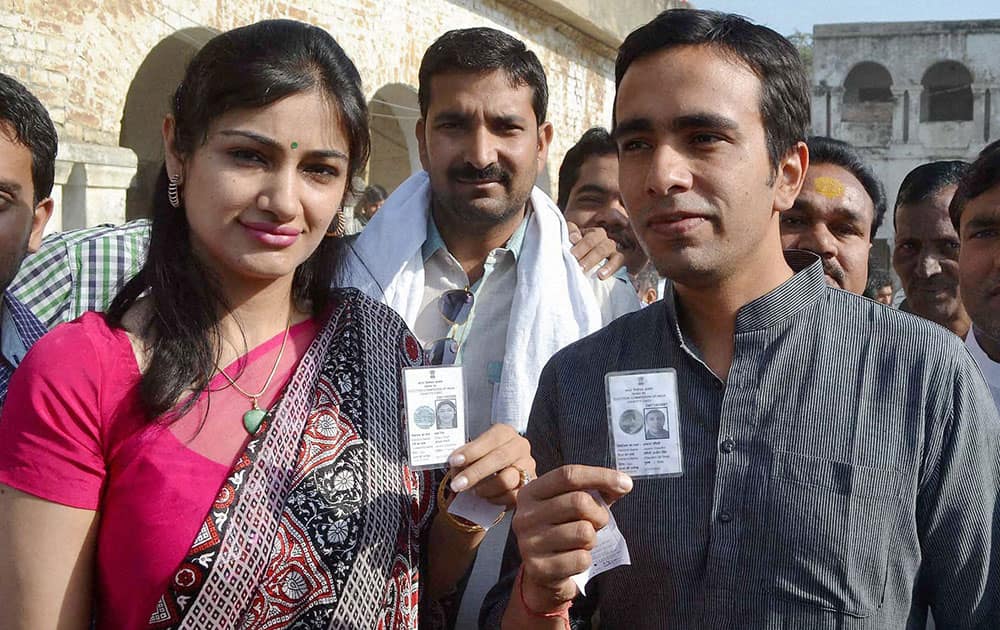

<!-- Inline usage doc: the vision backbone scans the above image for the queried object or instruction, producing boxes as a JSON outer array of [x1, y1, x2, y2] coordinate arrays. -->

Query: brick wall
[[1, 0, 623, 200]]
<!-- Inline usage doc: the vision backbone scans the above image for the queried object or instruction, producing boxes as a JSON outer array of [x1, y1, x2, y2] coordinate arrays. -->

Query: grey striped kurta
[[482, 253, 1000, 629]]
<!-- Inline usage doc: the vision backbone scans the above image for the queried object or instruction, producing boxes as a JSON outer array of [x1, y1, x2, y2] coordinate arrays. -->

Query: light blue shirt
[[0, 292, 48, 405]]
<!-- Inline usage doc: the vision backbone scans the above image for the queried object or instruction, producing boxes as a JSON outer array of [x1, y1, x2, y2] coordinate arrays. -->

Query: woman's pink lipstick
[[240, 221, 301, 247]]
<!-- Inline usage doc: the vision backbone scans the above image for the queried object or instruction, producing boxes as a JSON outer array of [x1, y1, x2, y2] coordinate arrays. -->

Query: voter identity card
[[605, 369, 683, 478], [403, 365, 467, 470]]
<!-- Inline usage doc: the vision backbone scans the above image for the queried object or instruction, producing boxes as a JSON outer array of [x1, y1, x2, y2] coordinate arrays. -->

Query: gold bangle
[[437, 469, 505, 534]]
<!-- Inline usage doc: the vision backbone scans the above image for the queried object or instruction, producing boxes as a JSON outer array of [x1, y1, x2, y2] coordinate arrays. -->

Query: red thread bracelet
[[516, 566, 572, 630]]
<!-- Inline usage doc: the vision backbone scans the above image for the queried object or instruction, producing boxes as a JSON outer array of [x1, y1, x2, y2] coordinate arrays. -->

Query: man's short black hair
[[557, 127, 617, 210], [418, 27, 548, 124], [807, 136, 887, 239], [863, 269, 895, 300], [0, 72, 58, 204], [358, 183, 387, 208], [949, 139, 1000, 233], [614, 9, 810, 175], [894, 160, 969, 229], [868, 270, 894, 290]]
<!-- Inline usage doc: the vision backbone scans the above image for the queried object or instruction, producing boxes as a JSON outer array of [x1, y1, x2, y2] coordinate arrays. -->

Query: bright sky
[[700, 0, 998, 37]]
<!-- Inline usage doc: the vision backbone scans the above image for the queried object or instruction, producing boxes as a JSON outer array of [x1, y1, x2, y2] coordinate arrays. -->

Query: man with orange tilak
[[780, 136, 886, 295]]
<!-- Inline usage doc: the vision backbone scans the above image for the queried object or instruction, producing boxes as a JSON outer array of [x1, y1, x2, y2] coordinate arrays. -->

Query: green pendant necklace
[[216, 320, 291, 435]]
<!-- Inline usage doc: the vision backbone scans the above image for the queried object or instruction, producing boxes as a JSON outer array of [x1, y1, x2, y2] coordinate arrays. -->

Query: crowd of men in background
[[1, 7, 999, 628], [4, 54, 995, 364]]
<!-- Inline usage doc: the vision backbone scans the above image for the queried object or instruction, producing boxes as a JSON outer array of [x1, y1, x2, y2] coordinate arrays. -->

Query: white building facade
[[811, 19, 1000, 274]]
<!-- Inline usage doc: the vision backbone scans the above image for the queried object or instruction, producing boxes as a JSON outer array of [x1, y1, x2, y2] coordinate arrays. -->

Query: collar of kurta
[[662, 249, 826, 342]]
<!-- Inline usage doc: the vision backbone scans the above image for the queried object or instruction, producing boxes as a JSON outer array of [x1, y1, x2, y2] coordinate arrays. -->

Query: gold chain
[[215, 319, 292, 408]]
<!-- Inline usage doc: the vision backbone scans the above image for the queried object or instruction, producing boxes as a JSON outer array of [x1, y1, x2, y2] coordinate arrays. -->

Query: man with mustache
[[483, 9, 1000, 628], [558, 127, 649, 283], [950, 140, 1000, 408], [893, 161, 971, 337], [341, 27, 639, 627], [780, 136, 886, 295]]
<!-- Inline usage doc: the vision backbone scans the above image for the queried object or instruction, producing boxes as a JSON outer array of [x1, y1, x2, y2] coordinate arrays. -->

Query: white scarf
[[339, 170, 603, 431]]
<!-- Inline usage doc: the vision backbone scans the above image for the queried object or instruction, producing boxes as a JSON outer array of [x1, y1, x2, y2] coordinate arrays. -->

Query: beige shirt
[[412, 235, 518, 439]]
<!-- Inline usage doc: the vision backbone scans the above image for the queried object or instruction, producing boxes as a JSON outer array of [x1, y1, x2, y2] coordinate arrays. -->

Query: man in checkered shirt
[[0, 73, 56, 406]]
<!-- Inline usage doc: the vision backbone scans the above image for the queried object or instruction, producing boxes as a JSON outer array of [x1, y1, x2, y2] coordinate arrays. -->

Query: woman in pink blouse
[[0, 20, 533, 629]]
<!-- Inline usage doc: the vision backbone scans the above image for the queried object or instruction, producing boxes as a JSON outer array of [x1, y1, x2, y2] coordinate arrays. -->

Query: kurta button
[[720, 439, 735, 454], [718, 511, 732, 523]]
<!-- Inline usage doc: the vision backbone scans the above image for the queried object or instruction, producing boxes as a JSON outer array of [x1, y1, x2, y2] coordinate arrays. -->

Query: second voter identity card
[[605, 369, 683, 478], [403, 365, 467, 470]]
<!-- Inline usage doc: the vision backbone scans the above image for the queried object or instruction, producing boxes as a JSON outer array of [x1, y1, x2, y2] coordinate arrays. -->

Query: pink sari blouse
[[0, 312, 319, 629]]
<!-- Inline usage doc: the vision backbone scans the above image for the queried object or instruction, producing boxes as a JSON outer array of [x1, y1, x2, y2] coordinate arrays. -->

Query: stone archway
[[119, 27, 217, 220], [844, 62, 893, 104], [842, 62, 894, 124], [921, 61, 974, 123], [368, 83, 422, 194]]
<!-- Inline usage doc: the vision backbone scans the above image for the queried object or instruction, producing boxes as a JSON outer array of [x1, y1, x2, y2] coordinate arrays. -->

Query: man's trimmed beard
[[431, 163, 534, 230]]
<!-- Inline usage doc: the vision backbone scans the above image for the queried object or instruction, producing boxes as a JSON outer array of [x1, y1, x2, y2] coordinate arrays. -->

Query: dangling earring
[[167, 173, 182, 209], [325, 210, 346, 238]]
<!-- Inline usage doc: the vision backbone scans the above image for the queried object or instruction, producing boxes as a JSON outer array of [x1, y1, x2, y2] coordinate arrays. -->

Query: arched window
[[841, 62, 894, 124], [120, 28, 218, 220], [844, 62, 893, 104], [921, 61, 973, 122]]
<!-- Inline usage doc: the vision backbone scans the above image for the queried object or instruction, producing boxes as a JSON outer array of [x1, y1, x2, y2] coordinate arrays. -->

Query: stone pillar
[[828, 86, 844, 139], [909, 85, 924, 143], [891, 86, 909, 144], [811, 85, 830, 136], [971, 83, 988, 144], [988, 85, 996, 143], [49, 142, 138, 233]]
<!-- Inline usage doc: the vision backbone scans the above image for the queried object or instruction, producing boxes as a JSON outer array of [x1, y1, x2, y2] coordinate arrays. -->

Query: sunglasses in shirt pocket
[[766, 450, 905, 618]]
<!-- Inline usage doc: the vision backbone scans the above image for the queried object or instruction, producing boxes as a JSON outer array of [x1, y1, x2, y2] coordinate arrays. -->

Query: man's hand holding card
[[403, 365, 534, 531], [510, 465, 633, 614]]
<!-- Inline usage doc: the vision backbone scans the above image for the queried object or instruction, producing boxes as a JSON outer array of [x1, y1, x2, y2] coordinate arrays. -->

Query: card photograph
[[643, 407, 670, 440], [618, 408, 643, 435], [435, 398, 458, 429]]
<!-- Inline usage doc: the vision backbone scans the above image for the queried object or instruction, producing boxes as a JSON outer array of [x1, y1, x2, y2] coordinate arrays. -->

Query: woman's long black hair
[[106, 20, 371, 420]]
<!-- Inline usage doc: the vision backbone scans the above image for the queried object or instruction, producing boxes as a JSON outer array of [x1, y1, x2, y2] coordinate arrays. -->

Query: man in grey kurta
[[484, 9, 1000, 629], [485, 251, 1000, 627]]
